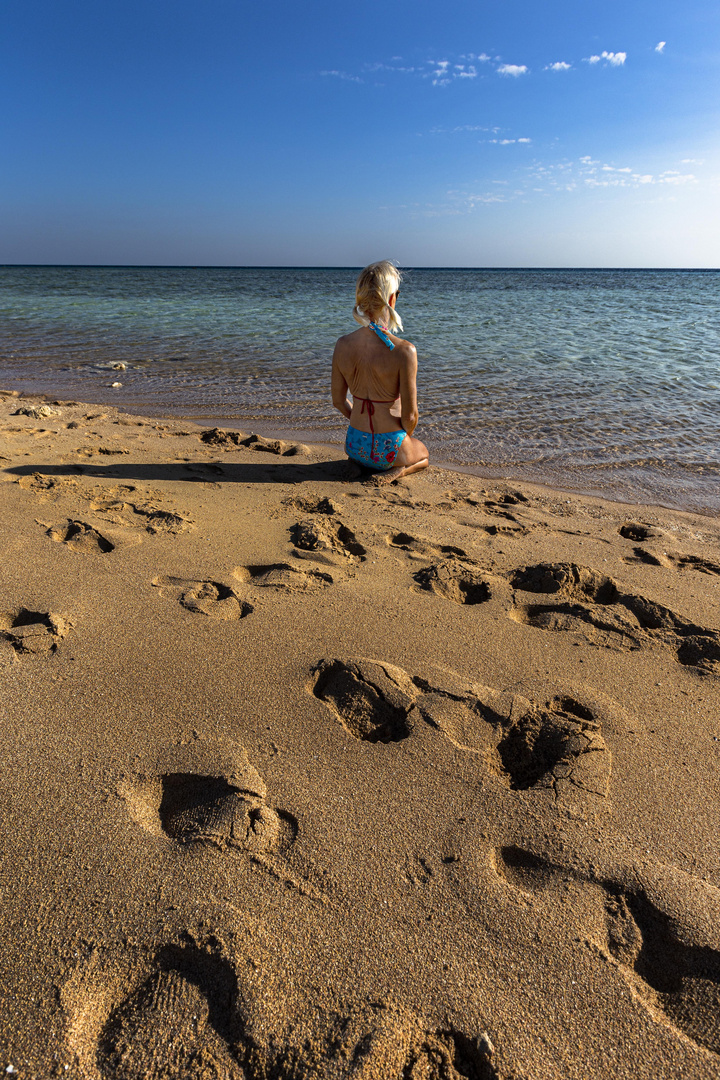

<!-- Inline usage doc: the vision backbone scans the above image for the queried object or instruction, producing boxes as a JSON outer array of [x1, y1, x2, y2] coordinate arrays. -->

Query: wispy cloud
[[319, 69, 363, 83], [488, 137, 532, 145], [426, 60, 482, 85], [429, 124, 501, 134], [321, 46, 638, 88], [585, 51, 627, 66], [384, 155, 705, 218], [655, 41, 666, 53], [532, 157, 697, 191], [497, 63, 528, 77]]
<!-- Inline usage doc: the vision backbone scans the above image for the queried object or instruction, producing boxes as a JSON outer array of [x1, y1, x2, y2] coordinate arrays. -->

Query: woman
[[331, 261, 429, 482]]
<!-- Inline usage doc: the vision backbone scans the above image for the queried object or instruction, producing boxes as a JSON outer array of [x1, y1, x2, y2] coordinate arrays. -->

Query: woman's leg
[[367, 434, 429, 484], [395, 434, 429, 471]]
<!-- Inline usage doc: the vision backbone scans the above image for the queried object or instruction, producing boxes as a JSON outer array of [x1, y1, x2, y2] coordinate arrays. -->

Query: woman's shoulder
[[335, 327, 364, 345], [391, 336, 417, 362]]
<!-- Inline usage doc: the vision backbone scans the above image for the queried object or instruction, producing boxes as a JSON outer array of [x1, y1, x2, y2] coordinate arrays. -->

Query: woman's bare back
[[332, 326, 416, 435]]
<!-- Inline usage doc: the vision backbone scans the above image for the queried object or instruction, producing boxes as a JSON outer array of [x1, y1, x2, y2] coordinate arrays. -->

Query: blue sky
[[2, 0, 718, 266]]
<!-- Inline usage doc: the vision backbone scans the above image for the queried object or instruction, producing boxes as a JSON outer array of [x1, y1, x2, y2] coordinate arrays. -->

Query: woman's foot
[[362, 458, 429, 486]]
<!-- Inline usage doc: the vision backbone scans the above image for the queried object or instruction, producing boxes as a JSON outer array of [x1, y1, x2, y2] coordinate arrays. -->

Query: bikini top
[[356, 324, 400, 443]]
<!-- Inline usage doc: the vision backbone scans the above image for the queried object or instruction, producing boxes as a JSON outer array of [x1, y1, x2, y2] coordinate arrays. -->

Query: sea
[[1, 265, 719, 515]]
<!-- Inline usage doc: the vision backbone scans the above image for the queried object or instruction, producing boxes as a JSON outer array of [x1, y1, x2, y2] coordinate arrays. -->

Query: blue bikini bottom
[[345, 425, 407, 470]]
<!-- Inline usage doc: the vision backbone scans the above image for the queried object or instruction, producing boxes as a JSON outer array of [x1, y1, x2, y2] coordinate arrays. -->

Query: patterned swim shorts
[[345, 426, 407, 471]]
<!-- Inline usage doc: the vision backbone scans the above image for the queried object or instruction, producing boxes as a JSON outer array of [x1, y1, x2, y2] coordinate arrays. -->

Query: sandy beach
[[1, 387, 719, 1079]]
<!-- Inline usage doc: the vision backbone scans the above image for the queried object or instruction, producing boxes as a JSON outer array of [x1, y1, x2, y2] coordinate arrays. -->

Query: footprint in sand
[[74, 444, 131, 457], [120, 749, 296, 855], [15, 472, 80, 501], [283, 494, 340, 515], [618, 522, 665, 542], [150, 773, 293, 853], [0, 607, 71, 655], [667, 554, 720, 576], [233, 563, 334, 592], [434, 489, 532, 536], [386, 531, 468, 561], [82, 953, 501, 1080], [22, 478, 193, 536], [618, 523, 720, 576], [623, 547, 720, 576], [494, 848, 720, 1058], [151, 576, 253, 620], [311, 658, 612, 801], [312, 658, 416, 743], [46, 519, 116, 553], [509, 561, 720, 675], [200, 428, 308, 456], [413, 558, 492, 606], [292, 517, 366, 561], [95, 943, 244, 1080], [402, 1027, 499, 1080], [90, 494, 194, 535]]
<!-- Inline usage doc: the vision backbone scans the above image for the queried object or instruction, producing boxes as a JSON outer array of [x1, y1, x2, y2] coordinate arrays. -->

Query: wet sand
[[1, 388, 719, 1079]]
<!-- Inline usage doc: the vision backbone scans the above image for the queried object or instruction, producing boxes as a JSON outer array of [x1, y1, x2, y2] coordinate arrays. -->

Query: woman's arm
[[331, 345, 352, 420], [398, 343, 419, 436]]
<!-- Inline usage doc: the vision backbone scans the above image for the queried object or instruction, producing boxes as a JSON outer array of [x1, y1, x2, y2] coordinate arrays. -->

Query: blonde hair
[[353, 260, 404, 333]]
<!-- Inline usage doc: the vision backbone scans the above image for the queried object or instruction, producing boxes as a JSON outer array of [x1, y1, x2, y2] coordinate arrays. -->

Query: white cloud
[[425, 58, 484, 85], [681, 158, 704, 165], [545, 61, 571, 71], [523, 155, 702, 197], [655, 41, 666, 53], [488, 136, 532, 146], [497, 63, 528, 77], [660, 173, 696, 185], [585, 51, 626, 66]]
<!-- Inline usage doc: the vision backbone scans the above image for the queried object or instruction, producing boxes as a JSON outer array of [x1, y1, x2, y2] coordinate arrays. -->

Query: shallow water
[[1, 266, 719, 513]]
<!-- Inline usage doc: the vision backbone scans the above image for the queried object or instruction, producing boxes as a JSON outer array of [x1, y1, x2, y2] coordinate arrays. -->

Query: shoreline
[[2, 386, 720, 1077], [3, 382, 718, 521]]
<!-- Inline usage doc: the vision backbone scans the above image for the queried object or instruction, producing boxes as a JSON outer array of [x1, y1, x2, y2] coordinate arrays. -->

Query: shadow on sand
[[4, 457, 366, 487]]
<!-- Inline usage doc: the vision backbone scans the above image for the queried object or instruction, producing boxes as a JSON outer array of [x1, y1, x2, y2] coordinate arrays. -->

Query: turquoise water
[[1, 266, 719, 514]]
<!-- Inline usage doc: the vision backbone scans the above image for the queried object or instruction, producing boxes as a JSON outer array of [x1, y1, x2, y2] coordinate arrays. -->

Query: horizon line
[[2, 264, 719, 272]]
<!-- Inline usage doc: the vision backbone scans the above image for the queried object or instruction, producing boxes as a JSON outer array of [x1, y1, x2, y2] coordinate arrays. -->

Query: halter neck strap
[[368, 322, 395, 350]]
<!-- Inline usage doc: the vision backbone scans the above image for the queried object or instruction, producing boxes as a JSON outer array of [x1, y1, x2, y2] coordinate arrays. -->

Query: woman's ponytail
[[353, 261, 404, 333]]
